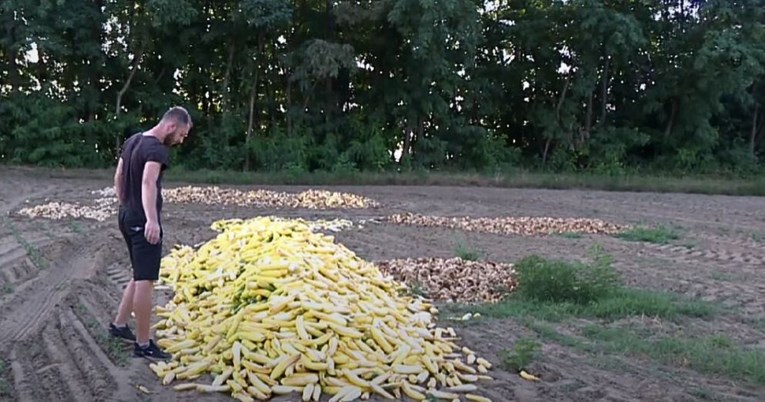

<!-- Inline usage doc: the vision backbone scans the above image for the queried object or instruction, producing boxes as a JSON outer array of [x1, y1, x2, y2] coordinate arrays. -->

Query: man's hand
[[144, 220, 161, 244]]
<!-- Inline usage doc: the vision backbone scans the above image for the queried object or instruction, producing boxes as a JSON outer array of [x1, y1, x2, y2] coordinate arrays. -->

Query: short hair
[[161, 106, 192, 127]]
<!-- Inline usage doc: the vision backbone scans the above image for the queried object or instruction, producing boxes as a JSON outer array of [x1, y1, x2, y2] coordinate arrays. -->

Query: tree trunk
[[114, 50, 142, 151], [244, 38, 262, 171], [221, 44, 236, 113], [542, 139, 552, 165], [325, 0, 333, 122], [287, 78, 293, 137], [583, 91, 593, 148], [752, 104, 760, 159], [557, 75, 571, 148], [544, 75, 571, 164], [416, 116, 424, 153], [401, 121, 413, 165], [244, 77, 258, 171], [600, 54, 610, 125], [664, 97, 678, 138], [115, 51, 141, 117]]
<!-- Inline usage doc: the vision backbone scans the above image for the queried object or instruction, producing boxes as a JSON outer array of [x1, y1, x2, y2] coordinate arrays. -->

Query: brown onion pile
[[387, 213, 628, 236], [375, 257, 517, 304]]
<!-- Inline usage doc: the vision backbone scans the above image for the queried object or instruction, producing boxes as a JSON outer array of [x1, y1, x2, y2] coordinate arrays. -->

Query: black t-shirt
[[118, 133, 170, 220]]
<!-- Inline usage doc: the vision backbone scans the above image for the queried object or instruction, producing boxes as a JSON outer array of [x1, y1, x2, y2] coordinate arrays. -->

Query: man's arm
[[114, 157, 124, 204], [141, 161, 162, 224]]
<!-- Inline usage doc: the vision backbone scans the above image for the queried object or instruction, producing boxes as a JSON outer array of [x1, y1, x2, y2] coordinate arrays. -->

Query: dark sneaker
[[109, 323, 136, 342], [134, 340, 172, 361]]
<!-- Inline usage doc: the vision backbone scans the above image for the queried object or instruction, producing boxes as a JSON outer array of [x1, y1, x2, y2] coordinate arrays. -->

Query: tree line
[[1, 0, 764, 175]]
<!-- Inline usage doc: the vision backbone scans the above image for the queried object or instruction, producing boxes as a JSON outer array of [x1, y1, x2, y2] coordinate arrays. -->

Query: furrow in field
[[0, 241, 97, 346], [604, 242, 765, 317], [12, 329, 78, 402], [41, 323, 95, 401], [1, 265, 19, 284], [5, 259, 39, 286], [105, 263, 132, 289], [647, 242, 765, 269], [9, 347, 35, 402], [0, 269, 11, 285], [58, 310, 118, 401]]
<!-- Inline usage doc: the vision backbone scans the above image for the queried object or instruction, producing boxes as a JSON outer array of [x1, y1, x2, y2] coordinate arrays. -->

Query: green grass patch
[[444, 253, 716, 321], [502, 337, 542, 372], [557, 232, 583, 239], [454, 243, 482, 261], [2, 283, 13, 294], [687, 388, 723, 401], [513, 253, 619, 304], [0, 358, 11, 399], [404, 280, 428, 298], [11, 165, 765, 196], [515, 318, 765, 389], [448, 288, 715, 322], [1, 217, 48, 270], [68, 220, 85, 234], [442, 251, 754, 388], [710, 272, 734, 281], [451, 234, 483, 261], [582, 326, 765, 385], [616, 225, 680, 244], [521, 319, 584, 349]]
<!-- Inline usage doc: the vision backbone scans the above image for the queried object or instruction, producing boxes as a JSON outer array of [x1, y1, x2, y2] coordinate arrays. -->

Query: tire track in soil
[[690, 231, 765, 258], [59, 309, 119, 401], [6, 235, 135, 402], [68, 289, 142, 402], [0, 268, 11, 285], [73, 248, 185, 402], [41, 322, 95, 401], [602, 240, 765, 317], [620, 238, 765, 279], [105, 263, 132, 290], [448, 319, 688, 402], [642, 240, 765, 272], [0, 258, 42, 290], [0, 240, 103, 348], [9, 346, 42, 402], [0, 222, 60, 297], [11, 334, 77, 402], [10, 312, 119, 402]]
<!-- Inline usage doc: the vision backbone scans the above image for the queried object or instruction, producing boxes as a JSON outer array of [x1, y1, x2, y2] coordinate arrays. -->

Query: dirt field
[[1, 166, 764, 402]]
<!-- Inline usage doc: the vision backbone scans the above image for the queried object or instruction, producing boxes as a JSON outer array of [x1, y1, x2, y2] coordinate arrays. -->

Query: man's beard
[[164, 130, 181, 146]]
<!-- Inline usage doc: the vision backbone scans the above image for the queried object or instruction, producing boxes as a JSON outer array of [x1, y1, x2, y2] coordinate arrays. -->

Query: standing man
[[108, 106, 192, 360]]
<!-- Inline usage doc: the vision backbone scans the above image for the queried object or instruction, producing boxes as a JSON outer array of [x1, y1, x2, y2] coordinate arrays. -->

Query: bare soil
[[1, 167, 764, 402]]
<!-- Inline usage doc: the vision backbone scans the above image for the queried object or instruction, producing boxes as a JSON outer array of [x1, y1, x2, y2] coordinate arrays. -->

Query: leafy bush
[[514, 252, 619, 305]]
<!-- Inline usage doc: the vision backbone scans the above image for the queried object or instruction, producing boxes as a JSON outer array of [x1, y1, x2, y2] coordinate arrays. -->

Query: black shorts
[[118, 208, 163, 281]]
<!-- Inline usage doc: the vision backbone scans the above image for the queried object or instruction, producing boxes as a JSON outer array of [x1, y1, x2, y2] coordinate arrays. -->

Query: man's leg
[[132, 279, 153, 345], [113, 279, 135, 326], [111, 211, 137, 342], [129, 227, 171, 360]]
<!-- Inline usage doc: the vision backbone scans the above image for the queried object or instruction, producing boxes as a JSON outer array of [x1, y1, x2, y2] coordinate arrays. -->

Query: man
[[108, 106, 192, 360]]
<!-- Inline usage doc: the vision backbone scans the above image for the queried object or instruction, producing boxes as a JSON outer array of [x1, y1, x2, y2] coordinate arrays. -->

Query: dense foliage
[[1, 0, 764, 175]]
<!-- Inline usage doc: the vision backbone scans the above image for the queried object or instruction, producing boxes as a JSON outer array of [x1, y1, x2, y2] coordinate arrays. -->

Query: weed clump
[[616, 225, 680, 244], [514, 251, 619, 305], [502, 338, 542, 372]]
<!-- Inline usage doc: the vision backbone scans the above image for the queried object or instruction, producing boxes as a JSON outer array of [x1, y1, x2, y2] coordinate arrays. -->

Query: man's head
[[157, 106, 192, 146]]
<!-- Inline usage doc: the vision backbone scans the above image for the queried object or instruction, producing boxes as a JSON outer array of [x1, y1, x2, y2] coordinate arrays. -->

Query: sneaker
[[134, 340, 172, 361], [109, 323, 136, 342]]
